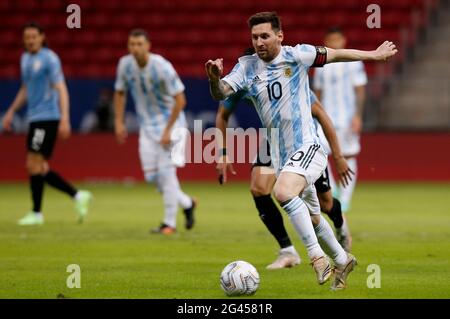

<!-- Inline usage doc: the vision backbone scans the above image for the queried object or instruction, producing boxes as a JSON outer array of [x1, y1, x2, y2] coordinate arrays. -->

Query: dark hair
[[247, 11, 282, 32], [129, 28, 150, 41], [23, 21, 48, 47], [23, 21, 44, 33], [243, 47, 255, 56], [326, 26, 344, 36]]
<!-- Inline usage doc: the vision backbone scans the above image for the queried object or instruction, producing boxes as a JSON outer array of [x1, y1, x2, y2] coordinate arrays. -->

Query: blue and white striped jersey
[[313, 61, 367, 129], [222, 44, 322, 170], [21, 47, 64, 122], [115, 53, 186, 140]]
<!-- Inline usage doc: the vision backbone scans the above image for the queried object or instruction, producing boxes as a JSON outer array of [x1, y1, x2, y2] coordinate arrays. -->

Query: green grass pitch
[[0, 182, 449, 299]]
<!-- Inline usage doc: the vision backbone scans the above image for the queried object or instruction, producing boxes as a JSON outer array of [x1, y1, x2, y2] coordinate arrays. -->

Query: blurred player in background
[[1, 22, 92, 226], [313, 27, 368, 251], [206, 11, 396, 289], [114, 29, 196, 235]]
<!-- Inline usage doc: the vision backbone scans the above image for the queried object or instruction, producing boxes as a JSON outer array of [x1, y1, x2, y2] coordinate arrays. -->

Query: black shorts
[[252, 140, 332, 194], [252, 140, 272, 167], [27, 120, 59, 159], [314, 167, 331, 193]]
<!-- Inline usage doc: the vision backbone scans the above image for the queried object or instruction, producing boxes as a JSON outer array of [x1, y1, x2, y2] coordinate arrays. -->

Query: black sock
[[44, 170, 77, 198], [327, 198, 344, 229], [30, 174, 45, 213], [253, 195, 292, 249]]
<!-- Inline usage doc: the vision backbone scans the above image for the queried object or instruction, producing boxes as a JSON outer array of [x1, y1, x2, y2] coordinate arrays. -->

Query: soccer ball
[[220, 260, 260, 296]]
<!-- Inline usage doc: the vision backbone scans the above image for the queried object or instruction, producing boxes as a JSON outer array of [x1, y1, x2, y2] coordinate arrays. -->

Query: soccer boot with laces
[[331, 253, 358, 290], [310, 255, 333, 285]]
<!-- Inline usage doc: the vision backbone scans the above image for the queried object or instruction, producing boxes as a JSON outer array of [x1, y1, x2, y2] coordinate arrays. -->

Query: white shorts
[[281, 143, 327, 186], [318, 126, 360, 157], [139, 127, 187, 173]]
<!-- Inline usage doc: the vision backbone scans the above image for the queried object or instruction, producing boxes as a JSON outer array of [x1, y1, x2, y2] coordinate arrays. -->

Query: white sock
[[157, 168, 179, 228], [74, 192, 82, 201], [301, 183, 321, 215], [178, 190, 192, 209], [280, 245, 298, 255], [282, 197, 325, 260], [340, 157, 357, 212], [314, 215, 348, 266], [161, 168, 192, 209]]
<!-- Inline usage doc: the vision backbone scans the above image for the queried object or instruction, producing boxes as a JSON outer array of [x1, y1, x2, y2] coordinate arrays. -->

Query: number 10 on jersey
[[266, 81, 282, 101]]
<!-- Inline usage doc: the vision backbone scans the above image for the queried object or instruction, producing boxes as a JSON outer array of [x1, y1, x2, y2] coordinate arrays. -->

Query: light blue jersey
[[21, 47, 64, 122], [223, 45, 322, 170], [115, 53, 186, 141], [313, 61, 367, 129], [223, 89, 318, 119]]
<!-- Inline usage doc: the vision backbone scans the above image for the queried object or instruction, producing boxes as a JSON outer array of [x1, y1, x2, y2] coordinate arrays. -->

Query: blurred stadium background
[[0, 0, 449, 182], [1, 0, 450, 299]]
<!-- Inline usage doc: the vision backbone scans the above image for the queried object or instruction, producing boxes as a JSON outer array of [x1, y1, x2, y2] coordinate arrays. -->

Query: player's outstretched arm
[[113, 90, 127, 144], [2, 85, 27, 132], [311, 101, 354, 186], [326, 41, 398, 63], [205, 59, 235, 100], [215, 105, 236, 184]]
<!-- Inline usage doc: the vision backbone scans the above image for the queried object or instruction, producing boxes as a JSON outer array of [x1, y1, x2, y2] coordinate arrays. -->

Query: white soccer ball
[[220, 260, 260, 296]]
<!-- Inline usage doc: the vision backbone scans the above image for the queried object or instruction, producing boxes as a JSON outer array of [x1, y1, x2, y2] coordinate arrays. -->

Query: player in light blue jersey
[[1, 22, 92, 226], [216, 85, 354, 270], [314, 27, 369, 251], [206, 12, 397, 289], [114, 29, 196, 235]]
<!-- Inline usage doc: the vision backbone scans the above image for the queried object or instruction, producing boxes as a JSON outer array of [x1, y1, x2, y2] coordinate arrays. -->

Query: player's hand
[[58, 119, 71, 140], [334, 156, 354, 187], [205, 58, 224, 82], [351, 115, 362, 134], [1, 111, 14, 132], [374, 41, 398, 61], [115, 122, 127, 144], [216, 155, 236, 185], [160, 129, 171, 148]]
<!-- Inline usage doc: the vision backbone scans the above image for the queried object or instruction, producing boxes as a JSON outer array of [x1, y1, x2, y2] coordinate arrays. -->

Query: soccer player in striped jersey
[[313, 27, 368, 251], [216, 88, 353, 270], [1, 22, 92, 225], [114, 29, 196, 235], [206, 12, 397, 289]]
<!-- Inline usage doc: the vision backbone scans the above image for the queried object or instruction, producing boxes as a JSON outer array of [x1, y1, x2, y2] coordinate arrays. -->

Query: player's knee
[[319, 196, 333, 214], [273, 183, 294, 204], [250, 182, 271, 197], [26, 155, 45, 175]]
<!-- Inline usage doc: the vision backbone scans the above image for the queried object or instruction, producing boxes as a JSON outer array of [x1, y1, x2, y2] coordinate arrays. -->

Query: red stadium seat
[[40, 0, 63, 11], [0, 0, 433, 78]]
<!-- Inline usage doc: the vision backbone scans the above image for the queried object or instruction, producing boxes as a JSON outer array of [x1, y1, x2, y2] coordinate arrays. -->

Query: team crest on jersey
[[33, 60, 42, 72], [284, 67, 292, 77]]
